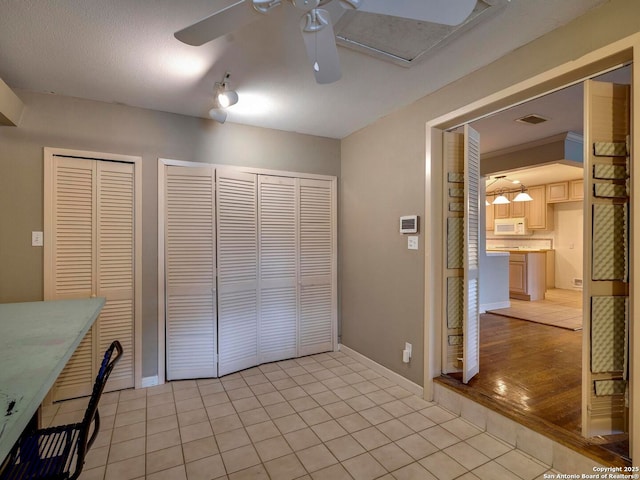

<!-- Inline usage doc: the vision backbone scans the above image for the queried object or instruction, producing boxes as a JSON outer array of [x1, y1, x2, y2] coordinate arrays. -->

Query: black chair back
[[77, 340, 123, 462]]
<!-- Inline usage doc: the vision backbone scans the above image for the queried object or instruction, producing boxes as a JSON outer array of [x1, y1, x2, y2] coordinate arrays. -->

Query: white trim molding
[[339, 344, 424, 398], [141, 376, 159, 388]]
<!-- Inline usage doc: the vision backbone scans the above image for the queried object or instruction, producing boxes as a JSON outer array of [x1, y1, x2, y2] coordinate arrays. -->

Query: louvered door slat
[[258, 176, 298, 364], [298, 179, 334, 356], [51, 158, 96, 400], [217, 170, 258, 376], [165, 166, 217, 379]]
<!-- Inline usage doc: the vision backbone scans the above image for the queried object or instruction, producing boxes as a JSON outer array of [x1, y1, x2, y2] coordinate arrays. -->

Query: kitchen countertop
[[487, 248, 553, 253]]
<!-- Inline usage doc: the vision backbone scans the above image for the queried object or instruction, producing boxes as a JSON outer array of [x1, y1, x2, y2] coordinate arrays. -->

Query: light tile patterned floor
[[488, 288, 582, 330], [42, 351, 562, 480]]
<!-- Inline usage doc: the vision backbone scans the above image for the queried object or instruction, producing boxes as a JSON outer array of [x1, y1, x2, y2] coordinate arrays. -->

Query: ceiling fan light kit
[[174, 0, 478, 85]]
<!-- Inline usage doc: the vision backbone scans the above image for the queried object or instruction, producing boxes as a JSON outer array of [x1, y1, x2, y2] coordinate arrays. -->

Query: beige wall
[[340, 0, 640, 387], [0, 91, 340, 378]]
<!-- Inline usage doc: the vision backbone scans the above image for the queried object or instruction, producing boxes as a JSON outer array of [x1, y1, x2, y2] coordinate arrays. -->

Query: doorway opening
[[439, 64, 632, 464]]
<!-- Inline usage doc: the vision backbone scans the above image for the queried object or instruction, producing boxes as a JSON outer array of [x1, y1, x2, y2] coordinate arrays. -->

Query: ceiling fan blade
[[300, 9, 342, 84], [349, 0, 477, 26], [175, 0, 259, 46]]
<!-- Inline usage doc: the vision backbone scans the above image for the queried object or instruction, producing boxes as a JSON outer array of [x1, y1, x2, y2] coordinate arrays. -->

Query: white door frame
[[423, 34, 640, 461]]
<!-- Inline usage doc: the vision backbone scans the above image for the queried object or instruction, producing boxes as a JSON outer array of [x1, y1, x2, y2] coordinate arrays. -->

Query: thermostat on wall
[[400, 215, 419, 234]]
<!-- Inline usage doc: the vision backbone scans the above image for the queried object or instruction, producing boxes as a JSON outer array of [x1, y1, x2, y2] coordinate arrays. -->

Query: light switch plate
[[408, 236, 418, 250], [32, 231, 43, 247]]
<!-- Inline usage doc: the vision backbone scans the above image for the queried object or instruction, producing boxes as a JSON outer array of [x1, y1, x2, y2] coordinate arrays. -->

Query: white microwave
[[494, 217, 530, 235]]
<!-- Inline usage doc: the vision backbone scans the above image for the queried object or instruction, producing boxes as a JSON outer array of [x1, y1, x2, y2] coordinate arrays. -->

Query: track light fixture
[[210, 71, 239, 123]]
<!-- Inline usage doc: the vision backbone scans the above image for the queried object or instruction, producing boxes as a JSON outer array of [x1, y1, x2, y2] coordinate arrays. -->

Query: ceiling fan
[[175, 0, 478, 84]]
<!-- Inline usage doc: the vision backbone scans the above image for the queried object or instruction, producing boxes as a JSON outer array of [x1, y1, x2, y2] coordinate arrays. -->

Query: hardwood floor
[[440, 313, 630, 466], [464, 314, 582, 432]]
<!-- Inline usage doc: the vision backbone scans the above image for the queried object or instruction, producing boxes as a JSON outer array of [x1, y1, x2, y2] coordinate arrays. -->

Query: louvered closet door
[[96, 161, 135, 391], [50, 157, 97, 400], [258, 176, 298, 363], [462, 125, 480, 384], [217, 170, 258, 376], [49, 156, 136, 400], [298, 179, 335, 356], [165, 166, 217, 380]]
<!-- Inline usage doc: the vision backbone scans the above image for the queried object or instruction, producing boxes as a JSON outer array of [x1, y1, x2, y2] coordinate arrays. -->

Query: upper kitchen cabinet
[[547, 179, 584, 203], [492, 192, 526, 220], [486, 202, 494, 230], [527, 185, 554, 230]]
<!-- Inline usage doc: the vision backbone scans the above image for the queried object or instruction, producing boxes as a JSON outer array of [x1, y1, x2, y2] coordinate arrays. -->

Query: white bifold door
[[442, 126, 481, 383], [164, 165, 336, 380], [45, 155, 137, 401]]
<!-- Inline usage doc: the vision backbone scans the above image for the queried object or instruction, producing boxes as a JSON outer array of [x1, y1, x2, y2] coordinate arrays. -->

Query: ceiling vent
[[333, 0, 505, 68], [515, 114, 549, 125]]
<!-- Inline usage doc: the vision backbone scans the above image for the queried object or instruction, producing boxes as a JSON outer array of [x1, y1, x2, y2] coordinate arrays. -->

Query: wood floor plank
[[438, 312, 629, 466]]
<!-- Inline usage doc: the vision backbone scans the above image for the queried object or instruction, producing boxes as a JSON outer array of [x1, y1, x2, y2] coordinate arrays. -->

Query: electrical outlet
[[407, 236, 418, 250], [405, 342, 412, 358]]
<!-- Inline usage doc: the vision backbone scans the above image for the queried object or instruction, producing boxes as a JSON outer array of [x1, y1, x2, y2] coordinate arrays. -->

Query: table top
[[0, 298, 105, 461]]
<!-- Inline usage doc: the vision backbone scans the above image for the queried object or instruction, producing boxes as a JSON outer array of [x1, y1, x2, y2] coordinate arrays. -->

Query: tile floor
[[42, 350, 564, 480], [488, 288, 582, 330]]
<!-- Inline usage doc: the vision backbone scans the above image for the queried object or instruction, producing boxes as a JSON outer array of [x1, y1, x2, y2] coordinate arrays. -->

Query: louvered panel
[[165, 166, 216, 380], [260, 287, 297, 363], [54, 329, 94, 401], [51, 158, 96, 401], [258, 176, 298, 363], [53, 161, 94, 298], [218, 174, 258, 285], [299, 183, 332, 279], [97, 299, 134, 391], [298, 179, 334, 356], [217, 170, 258, 376], [299, 284, 332, 355], [259, 178, 297, 281], [463, 125, 481, 383], [98, 166, 134, 292], [167, 293, 216, 379], [96, 162, 135, 390], [218, 290, 258, 375]]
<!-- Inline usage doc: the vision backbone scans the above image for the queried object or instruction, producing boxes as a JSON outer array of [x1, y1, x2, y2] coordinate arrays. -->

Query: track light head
[[209, 108, 228, 124]]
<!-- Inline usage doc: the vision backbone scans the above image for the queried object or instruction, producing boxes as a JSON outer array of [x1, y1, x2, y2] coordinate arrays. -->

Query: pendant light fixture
[[492, 191, 510, 205], [512, 185, 533, 202]]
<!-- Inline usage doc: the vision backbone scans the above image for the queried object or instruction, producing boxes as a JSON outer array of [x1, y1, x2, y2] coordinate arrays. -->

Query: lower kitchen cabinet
[[509, 252, 546, 301]]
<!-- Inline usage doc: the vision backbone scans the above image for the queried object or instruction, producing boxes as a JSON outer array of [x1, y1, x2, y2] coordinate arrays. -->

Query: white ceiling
[[0, 0, 609, 139]]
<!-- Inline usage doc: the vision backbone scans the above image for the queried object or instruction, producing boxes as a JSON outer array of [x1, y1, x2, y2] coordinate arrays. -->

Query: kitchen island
[[486, 248, 555, 301]]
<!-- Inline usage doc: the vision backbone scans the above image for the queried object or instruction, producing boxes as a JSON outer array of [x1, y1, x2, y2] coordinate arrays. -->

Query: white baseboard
[[141, 375, 159, 388], [339, 344, 424, 398], [480, 300, 510, 313]]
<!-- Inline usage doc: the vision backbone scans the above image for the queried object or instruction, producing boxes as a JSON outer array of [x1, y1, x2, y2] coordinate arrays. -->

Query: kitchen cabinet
[[547, 182, 569, 203], [491, 192, 525, 221], [546, 179, 584, 203], [569, 179, 583, 201], [486, 202, 494, 230], [510, 192, 527, 218], [527, 185, 553, 230], [508, 252, 546, 301], [494, 199, 510, 219]]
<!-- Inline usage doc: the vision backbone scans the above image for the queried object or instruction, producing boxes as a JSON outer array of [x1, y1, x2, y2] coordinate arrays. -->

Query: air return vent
[[333, 0, 505, 68], [515, 114, 549, 125]]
